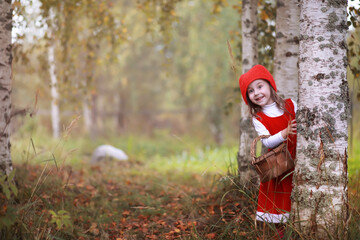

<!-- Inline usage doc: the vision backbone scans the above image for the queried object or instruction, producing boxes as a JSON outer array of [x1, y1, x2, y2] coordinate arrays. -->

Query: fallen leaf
[[206, 232, 216, 239]]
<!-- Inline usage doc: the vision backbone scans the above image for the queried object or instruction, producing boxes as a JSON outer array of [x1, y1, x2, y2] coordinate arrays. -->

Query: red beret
[[239, 65, 277, 105]]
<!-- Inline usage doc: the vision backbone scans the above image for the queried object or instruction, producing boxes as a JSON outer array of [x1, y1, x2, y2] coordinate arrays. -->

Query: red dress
[[255, 99, 296, 223]]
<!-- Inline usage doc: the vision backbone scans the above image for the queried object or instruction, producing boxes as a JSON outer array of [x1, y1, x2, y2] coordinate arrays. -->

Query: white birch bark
[[292, 1, 349, 238], [90, 93, 98, 139], [237, 0, 258, 183], [82, 96, 92, 133], [273, 0, 299, 101], [78, 50, 92, 134], [0, 1, 13, 175], [48, 45, 60, 139]]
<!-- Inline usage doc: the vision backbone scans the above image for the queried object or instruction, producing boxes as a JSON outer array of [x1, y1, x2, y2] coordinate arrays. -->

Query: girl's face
[[247, 79, 274, 107]]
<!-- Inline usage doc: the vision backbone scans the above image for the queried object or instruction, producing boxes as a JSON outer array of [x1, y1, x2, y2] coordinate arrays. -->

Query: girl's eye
[[248, 89, 253, 94], [258, 85, 262, 89]]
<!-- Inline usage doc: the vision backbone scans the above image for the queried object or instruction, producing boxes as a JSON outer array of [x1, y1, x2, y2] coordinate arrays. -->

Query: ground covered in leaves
[[2, 160, 360, 239], [1, 160, 260, 240]]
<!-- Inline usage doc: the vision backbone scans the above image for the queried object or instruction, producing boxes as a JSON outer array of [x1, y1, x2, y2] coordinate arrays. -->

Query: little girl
[[239, 65, 297, 233]]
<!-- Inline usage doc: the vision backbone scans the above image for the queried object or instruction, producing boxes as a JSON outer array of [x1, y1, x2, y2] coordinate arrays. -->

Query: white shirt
[[252, 99, 297, 148]]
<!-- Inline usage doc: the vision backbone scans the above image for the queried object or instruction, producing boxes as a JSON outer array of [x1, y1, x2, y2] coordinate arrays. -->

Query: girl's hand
[[281, 119, 297, 139]]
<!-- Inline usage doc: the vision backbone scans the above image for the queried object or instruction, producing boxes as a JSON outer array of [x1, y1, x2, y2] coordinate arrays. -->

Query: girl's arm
[[252, 99, 297, 148], [252, 118, 285, 148]]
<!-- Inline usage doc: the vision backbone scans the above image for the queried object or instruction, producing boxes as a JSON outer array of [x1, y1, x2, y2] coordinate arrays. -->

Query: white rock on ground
[[91, 145, 129, 164]]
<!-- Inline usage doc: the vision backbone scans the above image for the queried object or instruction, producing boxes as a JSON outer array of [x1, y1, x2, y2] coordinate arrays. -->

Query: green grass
[[349, 138, 360, 176], [148, 146, 238, 176], [11, 117, 238, 177]]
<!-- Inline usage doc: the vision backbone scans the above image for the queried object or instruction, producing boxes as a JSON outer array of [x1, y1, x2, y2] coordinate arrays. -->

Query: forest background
[[2, 0, 360, 239]]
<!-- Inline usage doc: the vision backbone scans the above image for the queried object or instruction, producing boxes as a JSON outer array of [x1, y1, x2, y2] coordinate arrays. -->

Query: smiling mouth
[[255, 96, 264, 102]]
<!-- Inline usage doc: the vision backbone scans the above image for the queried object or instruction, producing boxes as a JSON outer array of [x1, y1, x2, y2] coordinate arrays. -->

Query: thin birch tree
[[0, 1, 13, 175], [48, 44, 60, 139], [292, 0, 349, 238], [237, 0, 258, 183], [273, 0, 299, 100]]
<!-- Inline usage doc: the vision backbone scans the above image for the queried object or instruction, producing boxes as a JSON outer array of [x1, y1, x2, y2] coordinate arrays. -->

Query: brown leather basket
[[251, 135, 294, 183]]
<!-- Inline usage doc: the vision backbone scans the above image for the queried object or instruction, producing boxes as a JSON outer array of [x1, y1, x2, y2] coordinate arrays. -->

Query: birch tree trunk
[[0, 1, 13, 175], [237, 0, 258, 183], [292, 1, 349, 238], [273, 0, 299, 101], [82, 96, 92, 133], [82, 43, 97, 138], [82, 92, 98, 139], [48, 45, 60, 139], [90, 93, 98, 139]]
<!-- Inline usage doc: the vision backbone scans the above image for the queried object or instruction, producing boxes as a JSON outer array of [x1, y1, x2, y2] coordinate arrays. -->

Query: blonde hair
[[246, 84, 285, 119]]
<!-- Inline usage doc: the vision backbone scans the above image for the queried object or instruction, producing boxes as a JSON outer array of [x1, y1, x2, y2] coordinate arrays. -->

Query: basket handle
[[250, 135, 271, 161]]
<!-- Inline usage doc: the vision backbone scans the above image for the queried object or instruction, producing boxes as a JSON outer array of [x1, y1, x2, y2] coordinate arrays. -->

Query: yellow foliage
[[212, 5, 221, 14], [96, 59, 103, 65], [260, 11, 269, 21], [104, 16, 109, 25], [12, 1, 21, 8], [99, 2, 105, 13]]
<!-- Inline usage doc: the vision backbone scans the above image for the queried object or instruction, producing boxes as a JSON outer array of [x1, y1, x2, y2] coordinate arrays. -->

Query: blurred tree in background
[[348, 3, 360, 144], [9, 0, 360, 147], [11, 0, 242, 145]]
